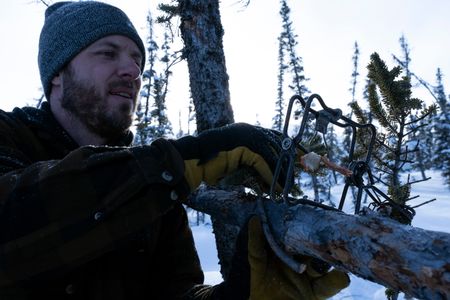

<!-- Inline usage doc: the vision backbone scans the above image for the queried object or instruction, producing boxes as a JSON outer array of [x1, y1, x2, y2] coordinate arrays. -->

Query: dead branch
[[411, 198, 437, 209]]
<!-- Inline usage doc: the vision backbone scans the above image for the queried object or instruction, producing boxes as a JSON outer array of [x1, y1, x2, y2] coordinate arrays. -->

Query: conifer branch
[[407, 177, 432, 185], [404, 123, 428, 136], [405, 110, 434, 127], [405, 194, 420, 202]]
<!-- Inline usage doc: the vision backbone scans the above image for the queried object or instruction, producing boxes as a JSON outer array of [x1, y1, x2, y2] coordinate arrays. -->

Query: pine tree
[[393, 35, 432, 178], [273, 34, 287, 131], [343, 41, 360, 154], [273, 0, 308, 131], [397, 34, 411, 78], [276, 0, 335, 203], [135, 11, 159, 146], [432, 68, 450, 186], [147, 70, 173, 139], [435, 68, 449, 114], [280, 0, 308, 97], [350, 41, 360, 104], [135, 10, 174, 146], [393, 35, 438, 103], [342, 41, 361, 203], [325, 126, 345, 185], [318, 126, 344, 207], [351, 53, 435, 219]]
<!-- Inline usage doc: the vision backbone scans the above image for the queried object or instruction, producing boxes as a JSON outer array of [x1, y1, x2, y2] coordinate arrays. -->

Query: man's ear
[[51, 72, 62, 87], [49, 72, 63, 102]]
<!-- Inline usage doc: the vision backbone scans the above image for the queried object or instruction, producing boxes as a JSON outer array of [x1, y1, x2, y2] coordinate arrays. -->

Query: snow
[[189, 170, 450, 298]]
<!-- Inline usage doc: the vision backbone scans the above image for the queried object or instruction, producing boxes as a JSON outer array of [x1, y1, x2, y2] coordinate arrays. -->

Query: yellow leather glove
[[171, 123, 287, 192], [183, 146, 274, 191], [248, 216, 350, 300]]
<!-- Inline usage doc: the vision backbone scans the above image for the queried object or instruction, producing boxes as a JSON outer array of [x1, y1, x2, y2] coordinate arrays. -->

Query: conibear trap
[[259, 93, 418, 277], [268, 94, 415, 221]]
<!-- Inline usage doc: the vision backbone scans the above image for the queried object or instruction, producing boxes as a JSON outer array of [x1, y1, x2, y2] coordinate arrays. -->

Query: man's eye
[[100, 51, 115, 58]]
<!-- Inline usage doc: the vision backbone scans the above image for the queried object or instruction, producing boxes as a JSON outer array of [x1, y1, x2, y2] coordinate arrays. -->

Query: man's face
[[59, 35, 142, 140]]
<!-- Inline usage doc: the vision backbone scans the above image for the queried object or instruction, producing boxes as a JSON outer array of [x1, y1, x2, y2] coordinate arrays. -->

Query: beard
[[60, 67, 137, 141]]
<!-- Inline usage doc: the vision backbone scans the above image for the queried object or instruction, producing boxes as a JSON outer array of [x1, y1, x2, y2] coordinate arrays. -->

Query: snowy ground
[[189, 171, 450, 299]]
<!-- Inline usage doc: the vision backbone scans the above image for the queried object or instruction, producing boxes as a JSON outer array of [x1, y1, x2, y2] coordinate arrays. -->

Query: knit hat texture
[[38, 1, 146, 99]]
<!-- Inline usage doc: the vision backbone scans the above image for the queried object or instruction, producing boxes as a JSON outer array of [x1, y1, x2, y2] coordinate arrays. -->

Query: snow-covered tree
[[135, 11, 159, 145], [135, 10, 174, 145], [432, 68, 450, 186]]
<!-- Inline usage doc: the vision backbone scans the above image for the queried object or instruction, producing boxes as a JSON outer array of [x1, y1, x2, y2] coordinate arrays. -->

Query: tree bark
[[179, 0, 234, 133], [186, 186, 450, 300]]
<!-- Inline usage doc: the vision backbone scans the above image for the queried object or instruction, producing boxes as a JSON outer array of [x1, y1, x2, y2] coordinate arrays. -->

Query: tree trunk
[[179, 0, 234, 133], [186, 186, 450, 300]]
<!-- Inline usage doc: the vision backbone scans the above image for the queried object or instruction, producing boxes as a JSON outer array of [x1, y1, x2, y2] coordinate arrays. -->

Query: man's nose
[[117, 56, 141, 81]]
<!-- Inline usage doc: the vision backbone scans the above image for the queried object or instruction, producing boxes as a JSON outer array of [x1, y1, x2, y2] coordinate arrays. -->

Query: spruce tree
[[393, 35, 432, 178], [275, 0, 336, 203], [397, 34, 411, 78], [350, 41, 360, 104], [343, 41, 361, 155], [433, 68, 450, 186], [273, 33, 287, 131], [393, 35, 439, 103], [325, 126, 345, 185], [135, 11, 159, 146], [280, 0, 308, 97], [342, 41, 361, 203], [135, 10, 174, 146], [273, 0, 308, 131], [351, 53, 435, 218]]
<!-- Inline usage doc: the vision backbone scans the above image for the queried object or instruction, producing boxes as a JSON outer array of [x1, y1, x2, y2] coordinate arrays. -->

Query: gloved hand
[[171, 123, 287, 192], [247, 216, 350, 300]]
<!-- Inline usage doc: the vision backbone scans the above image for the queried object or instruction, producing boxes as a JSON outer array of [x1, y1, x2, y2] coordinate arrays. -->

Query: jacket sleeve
[[0, 137, 190, 286]]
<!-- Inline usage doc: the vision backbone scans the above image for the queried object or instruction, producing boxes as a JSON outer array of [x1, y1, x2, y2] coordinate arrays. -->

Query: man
[[0, 2, 349, 299]]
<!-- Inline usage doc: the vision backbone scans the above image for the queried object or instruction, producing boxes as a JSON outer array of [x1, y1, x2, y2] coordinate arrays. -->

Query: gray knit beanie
[[38, 1, 146, 100]]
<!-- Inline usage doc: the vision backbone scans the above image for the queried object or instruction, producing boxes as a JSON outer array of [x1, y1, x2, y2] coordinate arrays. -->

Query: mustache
[[108, 80, 136, 90]]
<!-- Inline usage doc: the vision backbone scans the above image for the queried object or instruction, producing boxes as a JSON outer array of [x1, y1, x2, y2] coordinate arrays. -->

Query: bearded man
[[0, 2, 348, 299]]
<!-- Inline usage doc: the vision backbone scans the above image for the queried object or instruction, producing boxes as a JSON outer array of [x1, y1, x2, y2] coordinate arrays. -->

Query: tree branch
[[186, 186, 450, 299]]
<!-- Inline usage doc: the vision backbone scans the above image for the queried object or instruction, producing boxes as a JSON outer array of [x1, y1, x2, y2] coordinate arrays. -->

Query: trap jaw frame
[[258, 93, 416, 274], [270, 94, 415, 220]]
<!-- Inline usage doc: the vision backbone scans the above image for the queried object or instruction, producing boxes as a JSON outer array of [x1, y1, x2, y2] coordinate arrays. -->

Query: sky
[[1, 0, 450, 133]]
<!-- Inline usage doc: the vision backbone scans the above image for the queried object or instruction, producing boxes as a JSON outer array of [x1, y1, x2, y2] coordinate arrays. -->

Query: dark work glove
[[171, 123, 287, 192]]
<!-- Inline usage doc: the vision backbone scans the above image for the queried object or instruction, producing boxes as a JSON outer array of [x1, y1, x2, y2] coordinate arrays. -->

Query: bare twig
[[411, 198, 437, 209]]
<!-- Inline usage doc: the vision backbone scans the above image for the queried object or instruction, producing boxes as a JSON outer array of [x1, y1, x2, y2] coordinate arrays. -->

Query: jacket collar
[[15, 102, 134, 150]]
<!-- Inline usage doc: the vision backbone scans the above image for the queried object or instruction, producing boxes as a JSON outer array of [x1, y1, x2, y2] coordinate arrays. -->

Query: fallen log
[[186, 185, 450, 299]]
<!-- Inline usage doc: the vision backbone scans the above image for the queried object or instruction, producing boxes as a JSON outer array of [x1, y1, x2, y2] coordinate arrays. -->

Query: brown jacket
[[0, 102, 216, 299]]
